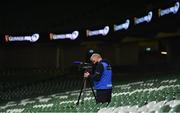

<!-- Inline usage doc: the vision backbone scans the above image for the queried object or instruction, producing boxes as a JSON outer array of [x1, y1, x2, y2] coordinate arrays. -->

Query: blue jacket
[[92, 60, 112, 89]]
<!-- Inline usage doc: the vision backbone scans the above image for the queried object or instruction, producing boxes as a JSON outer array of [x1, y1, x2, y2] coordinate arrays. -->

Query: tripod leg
[[82, 78, 87, 102], [76, 78, 86, 105], [88, 79, 97, 102]]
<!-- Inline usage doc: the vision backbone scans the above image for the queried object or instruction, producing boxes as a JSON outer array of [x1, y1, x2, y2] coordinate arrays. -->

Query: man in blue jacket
[[84, 53, 112, 104]]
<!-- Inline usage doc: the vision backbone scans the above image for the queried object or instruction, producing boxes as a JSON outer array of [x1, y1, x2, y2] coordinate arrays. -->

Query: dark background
[[0, 0, 179, 79]]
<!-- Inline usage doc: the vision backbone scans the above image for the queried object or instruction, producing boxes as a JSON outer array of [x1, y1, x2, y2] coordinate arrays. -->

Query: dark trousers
[[96, 89, 112, 104]]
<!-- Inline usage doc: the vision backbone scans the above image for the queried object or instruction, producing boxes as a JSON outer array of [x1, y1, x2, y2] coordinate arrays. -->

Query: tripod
[[76, 77, 97, 105]]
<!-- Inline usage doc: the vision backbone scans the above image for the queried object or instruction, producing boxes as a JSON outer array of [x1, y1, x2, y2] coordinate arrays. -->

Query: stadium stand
[[0, 73, 180, 112]]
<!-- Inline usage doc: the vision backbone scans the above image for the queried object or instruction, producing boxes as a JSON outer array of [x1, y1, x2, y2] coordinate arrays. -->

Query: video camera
[[73, 61, 93, 72]]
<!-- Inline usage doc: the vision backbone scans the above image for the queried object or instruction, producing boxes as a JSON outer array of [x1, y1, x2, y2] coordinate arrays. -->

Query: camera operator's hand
[[84, 72, 90, 78]]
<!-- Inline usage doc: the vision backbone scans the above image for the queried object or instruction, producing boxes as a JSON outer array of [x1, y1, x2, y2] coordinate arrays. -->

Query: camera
[[73, 61, 93, 72], [79, 62, 92, 70]]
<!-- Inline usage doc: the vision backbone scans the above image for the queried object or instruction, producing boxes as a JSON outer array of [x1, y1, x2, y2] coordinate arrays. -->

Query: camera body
[[73, 61, 95, 75], [78, 62, 93, 72]]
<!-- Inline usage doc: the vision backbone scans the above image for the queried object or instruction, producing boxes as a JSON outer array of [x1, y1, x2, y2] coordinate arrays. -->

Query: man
[[84, 53, 112, 104]]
